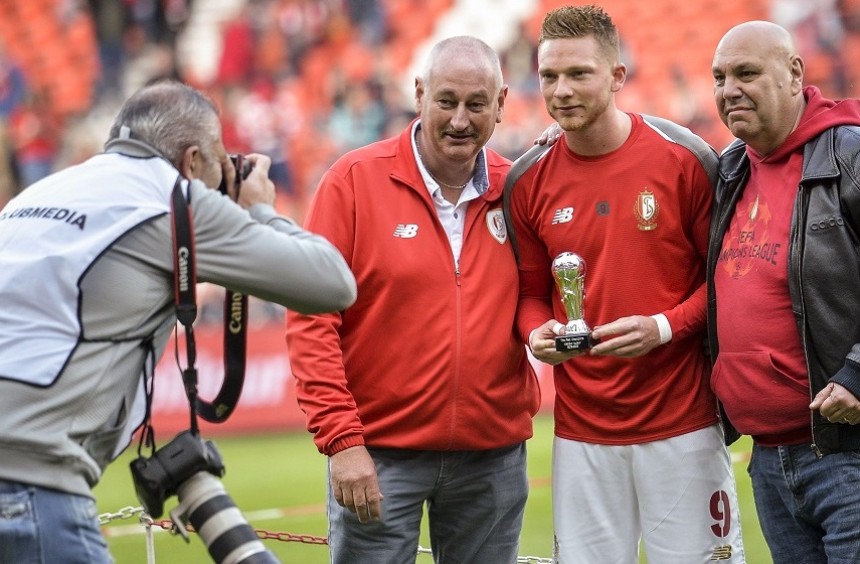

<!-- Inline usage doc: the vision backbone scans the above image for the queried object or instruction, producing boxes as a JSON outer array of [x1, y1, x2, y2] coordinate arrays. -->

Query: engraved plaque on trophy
[[551, 252, 592, 352]]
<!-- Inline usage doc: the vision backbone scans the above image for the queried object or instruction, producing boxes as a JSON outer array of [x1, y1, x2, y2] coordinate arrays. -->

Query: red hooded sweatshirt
[[713, 86, 860, 446]]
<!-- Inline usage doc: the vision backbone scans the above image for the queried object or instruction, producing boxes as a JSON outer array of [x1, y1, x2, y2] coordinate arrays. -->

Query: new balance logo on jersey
[[552, 207, 574, 224], [393, 224, 418, 238], [710, 545, 733, 560]]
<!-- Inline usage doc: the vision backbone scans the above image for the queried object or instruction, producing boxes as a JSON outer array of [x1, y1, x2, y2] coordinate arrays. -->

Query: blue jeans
[[0, 479, 112, 564], [748, 444, 860, 564], [327, 443, 528, 564]]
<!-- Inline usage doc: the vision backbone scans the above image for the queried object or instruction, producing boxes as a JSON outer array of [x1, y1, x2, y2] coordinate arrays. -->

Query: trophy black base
[[556, 333, 591, 352]]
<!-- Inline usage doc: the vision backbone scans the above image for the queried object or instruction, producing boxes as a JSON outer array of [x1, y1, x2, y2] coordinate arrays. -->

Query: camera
[[130, 430, 225, 519], [218, 153, 254, 196], [131, 431, 280, 563]]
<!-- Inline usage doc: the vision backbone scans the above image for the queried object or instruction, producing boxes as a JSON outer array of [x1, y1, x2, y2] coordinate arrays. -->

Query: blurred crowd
[[0, 0, 858, 220], [0, 0, 423, 217]]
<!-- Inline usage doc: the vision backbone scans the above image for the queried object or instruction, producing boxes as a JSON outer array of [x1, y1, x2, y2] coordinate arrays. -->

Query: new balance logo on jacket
[[393, 224, 419, 238]]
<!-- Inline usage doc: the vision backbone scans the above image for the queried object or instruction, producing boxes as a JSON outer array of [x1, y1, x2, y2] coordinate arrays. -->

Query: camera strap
[[170, 179, 248, 429]]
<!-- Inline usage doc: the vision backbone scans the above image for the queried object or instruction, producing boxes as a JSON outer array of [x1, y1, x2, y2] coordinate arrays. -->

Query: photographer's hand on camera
[[220, 153, 276, 209]]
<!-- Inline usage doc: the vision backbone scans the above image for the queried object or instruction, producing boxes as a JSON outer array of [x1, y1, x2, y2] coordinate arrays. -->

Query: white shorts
[[552, 424, 745, 564]]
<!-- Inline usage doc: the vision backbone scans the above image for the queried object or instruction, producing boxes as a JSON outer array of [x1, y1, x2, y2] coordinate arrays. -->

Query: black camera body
[[218, 153, 254, 196], [130, 430, 225, 518]]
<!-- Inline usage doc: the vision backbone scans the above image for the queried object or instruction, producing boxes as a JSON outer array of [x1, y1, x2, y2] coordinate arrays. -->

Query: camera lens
[[177, 472, 279, 563]]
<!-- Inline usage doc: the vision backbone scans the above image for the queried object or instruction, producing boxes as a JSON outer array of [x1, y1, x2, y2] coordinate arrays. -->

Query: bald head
[[421, 36, 503, 93], [716, 20, 798, 63], [712, 20, 805, 154]]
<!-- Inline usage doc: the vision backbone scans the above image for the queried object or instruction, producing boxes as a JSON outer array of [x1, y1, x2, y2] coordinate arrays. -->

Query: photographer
[[0, 80, 357, 563]]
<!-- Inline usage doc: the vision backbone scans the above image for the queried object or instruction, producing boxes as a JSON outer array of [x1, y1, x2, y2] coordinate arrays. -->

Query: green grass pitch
[[94, 414, 771, 563]]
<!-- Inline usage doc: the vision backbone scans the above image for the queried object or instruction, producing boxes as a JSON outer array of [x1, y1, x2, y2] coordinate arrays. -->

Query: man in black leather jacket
[[708, 20, 860, 564]]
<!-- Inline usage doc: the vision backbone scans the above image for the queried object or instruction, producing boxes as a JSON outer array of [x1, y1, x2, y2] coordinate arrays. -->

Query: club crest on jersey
[[634, 189, 659, 231], [393, 224, 418, 238], [486, 209, 507, 244]]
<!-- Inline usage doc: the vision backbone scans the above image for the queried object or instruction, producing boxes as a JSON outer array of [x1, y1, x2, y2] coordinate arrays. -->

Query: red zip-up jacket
[[286, 121, 540, 456]]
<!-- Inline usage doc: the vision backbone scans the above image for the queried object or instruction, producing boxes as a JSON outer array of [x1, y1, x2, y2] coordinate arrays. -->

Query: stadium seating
[[0, 0, 98, 118], [6, 0, 860, 205]]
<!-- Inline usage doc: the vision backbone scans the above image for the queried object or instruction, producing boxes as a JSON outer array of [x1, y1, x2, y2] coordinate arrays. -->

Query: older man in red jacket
[[286, 35, 540, 564]]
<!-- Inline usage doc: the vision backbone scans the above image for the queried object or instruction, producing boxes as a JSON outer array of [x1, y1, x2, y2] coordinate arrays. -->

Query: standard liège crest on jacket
[[486, 209, 507, 244]]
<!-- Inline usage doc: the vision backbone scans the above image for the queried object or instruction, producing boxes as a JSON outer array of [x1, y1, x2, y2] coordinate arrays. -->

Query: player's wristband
[[650, 313, 672, 344]]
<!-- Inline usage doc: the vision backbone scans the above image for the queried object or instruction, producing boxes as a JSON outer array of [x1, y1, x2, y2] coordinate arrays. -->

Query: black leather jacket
[[707, 126, 860, 455]]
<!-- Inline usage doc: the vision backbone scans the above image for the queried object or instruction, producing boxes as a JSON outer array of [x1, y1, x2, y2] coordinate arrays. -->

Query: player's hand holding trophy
[[551, 252, 593, 352]]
